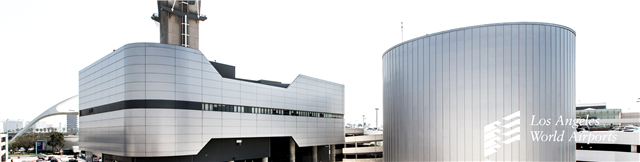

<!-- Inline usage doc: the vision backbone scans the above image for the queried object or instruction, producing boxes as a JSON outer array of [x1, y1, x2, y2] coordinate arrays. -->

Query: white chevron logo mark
[[483, 121, 502, 157], [483, 111, 521, 158], [503, 111, 521, 144]]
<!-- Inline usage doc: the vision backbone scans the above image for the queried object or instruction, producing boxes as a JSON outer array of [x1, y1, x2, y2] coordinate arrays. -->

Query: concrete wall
[[164, 14, 200, 49], [342, 146, 383, 154], [383, 22, 576, 161], [576, 150, 640, 162], [79, 43, 345, 157], [345, 134, 383, 143]]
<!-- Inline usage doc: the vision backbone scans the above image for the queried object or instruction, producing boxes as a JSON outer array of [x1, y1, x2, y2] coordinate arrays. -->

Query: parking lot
[[7, 155, 86, 162]]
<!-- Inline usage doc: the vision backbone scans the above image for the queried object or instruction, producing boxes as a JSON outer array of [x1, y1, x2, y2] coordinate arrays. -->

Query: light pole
[[375, 108, 379, 130], [362, 115, 365, 128]]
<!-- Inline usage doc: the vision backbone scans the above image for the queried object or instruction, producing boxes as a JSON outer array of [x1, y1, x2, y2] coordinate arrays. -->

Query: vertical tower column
[[289, 138, 296, 162], [330, 145, 336, 162], [312, 146, 318, 162], [152, 0, 206, 49]]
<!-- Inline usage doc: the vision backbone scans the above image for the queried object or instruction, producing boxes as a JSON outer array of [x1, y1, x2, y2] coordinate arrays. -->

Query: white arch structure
[[10, 95, 78, 142]]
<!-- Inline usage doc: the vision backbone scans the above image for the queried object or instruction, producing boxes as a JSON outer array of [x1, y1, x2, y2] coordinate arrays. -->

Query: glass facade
[[576, 109, 621, 120], [576, 109, 622, 127], [202, 103, 344, 119]]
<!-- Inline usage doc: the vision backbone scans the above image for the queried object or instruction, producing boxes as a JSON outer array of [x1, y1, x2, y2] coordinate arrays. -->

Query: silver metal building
[[79, 43, 345, 162], [382, 22, 576, 161], [78, 1, 345, 161]]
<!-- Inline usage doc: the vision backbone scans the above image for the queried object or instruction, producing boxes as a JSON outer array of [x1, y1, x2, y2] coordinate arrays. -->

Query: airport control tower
[[152, 0, 207, 49]]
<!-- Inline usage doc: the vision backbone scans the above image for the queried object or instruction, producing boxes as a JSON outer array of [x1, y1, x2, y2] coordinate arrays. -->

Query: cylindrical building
[[382, 22, 576, 161]]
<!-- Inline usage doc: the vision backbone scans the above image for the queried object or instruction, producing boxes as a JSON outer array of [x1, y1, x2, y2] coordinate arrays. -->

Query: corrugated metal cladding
[[382, 22, 576, 161]]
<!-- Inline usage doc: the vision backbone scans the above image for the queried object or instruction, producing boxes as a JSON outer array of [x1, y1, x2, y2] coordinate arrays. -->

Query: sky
[[1, 0, 639, 129]]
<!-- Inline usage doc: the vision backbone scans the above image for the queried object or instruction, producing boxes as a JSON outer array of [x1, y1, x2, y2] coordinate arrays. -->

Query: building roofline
[[382, 22, 576, 57], [577, 102, 607, 107]]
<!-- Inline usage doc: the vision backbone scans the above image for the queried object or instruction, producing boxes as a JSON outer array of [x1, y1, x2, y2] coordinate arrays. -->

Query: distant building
[[26, 121, 50, 132], [621, 112, 640, 119], [67, 115, 78, 134], [575, 102, 640, 128], [621, 112, 640, 126], [576, 102, 606, 110], [2, 120, 24, 133], [576, 108, 622, 127]]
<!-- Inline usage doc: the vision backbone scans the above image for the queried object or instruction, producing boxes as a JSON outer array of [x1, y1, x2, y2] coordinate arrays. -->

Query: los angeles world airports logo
[[484, 111, 521, 160]]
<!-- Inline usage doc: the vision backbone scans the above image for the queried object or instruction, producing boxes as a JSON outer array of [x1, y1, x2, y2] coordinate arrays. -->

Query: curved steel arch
[[10, 95, 78, 142]]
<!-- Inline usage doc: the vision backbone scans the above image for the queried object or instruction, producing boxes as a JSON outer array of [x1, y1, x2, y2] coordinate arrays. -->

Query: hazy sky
[[1, 0, 639, 128]]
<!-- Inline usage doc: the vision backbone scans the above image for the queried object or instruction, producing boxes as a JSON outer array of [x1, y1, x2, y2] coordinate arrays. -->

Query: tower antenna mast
[[401, 22, 404, 41]]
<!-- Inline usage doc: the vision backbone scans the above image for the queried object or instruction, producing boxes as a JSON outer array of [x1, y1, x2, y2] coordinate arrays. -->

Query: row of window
[[202, 103, 343, 119]]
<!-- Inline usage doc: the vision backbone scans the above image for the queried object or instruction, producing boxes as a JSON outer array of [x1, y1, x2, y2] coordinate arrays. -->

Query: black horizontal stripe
[[79, 99, 344, 119], [79, 100, 201, 116]]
